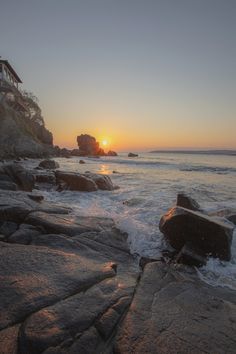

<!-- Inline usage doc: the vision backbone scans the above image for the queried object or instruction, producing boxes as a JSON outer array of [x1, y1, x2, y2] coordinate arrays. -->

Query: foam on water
[[27, 152, 236, 290]]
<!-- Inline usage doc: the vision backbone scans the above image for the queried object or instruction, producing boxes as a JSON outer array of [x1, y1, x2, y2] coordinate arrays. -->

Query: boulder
[[79, 159, 85, 164], [38, 159, 59, 169], [128, 152, 138, 157], [3, 164, 35, 191], [176, 193, 201, 211], [159, 206, 234, 261], [55, 171, 98, 192], [85, 173, 116, 191], [107, 150, 118, 156]]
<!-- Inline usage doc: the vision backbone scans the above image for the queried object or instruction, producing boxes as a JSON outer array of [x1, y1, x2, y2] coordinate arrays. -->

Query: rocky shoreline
[[0, 160, 235, 353]]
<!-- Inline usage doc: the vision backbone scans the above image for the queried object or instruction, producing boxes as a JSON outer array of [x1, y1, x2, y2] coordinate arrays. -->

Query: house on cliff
[[0, 59, 28, 113]]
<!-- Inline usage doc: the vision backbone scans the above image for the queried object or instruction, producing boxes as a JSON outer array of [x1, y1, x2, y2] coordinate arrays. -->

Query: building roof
[[0, 60, 22, 83]]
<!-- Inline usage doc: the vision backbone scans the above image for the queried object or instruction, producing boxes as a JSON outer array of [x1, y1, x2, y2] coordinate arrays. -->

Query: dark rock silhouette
[[128, 153, 138, 157], [107, 150, 118, 156], [77, 134, 105, 156]]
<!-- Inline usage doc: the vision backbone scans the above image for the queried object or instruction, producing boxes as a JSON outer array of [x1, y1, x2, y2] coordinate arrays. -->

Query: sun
[[102, 139, 108, 146]]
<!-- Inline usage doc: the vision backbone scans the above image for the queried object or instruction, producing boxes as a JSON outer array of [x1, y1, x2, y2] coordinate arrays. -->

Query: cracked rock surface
[[0, 187, 235, 354], [114, 262, 236, 354]]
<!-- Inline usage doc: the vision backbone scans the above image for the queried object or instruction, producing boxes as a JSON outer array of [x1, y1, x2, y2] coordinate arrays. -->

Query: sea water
[[28, 152, 236, 289]]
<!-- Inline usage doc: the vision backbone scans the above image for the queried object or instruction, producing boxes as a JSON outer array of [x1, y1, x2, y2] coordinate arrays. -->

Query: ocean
[[28, 152, 236, 290]]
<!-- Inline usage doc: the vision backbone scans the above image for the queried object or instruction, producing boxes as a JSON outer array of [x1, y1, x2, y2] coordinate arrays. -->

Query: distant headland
[[150, 150, 236, 156]]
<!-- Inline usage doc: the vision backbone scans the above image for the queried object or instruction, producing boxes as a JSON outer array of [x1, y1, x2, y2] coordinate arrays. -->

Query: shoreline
[[0, 159, 235, 352]]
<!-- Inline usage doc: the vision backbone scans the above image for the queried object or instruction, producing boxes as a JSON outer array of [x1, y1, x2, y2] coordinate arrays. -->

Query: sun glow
[[102, 139, 108, 146]]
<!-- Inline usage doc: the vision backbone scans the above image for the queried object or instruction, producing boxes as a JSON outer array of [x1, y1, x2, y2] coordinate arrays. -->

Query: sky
[[0, 0, 235, 151]]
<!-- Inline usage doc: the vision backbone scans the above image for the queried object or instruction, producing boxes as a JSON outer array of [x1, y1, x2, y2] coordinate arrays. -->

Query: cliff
[[0, 100, 54, 159]]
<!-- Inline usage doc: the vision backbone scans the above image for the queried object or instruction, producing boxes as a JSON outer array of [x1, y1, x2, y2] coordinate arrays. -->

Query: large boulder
[[55, 171, 98, 192], [55, 171, 116, 192], [77, 134, 105, 156], [38, 159, 59, 169], [159, 206, 234, 261]]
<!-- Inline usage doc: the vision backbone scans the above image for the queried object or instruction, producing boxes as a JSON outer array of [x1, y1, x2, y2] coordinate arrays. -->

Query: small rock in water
[[128, 152, 138, 157], [79, 159, 85, 164], [107, 150, 118, 156]]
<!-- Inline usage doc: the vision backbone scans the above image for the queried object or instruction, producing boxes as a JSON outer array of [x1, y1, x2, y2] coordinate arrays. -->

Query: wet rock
[[227, 214, 236, 225], [38, 159, 59, 169], [115, 261, 236, 354], [159, 206, 234, 261], [176, 193, 201, 211], [55, 171, 98, 192], [128, 152, 138, 157], [79, 159, 85, 164], [25, 212, 115, 236], [85, 172, 116, 191], [107, 150, 118, 156], [175, 242, 207, 267], [2, 164, 35, 191]]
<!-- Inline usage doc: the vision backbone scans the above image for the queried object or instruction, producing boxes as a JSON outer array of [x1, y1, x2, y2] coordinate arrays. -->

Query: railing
[[0, 79, 29, 113]]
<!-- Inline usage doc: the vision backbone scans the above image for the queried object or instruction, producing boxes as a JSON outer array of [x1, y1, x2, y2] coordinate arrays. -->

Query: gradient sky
[[0, 0, 235, 151]]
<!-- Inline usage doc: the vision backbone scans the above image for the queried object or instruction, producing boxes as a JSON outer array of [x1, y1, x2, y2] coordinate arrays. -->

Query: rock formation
[[128, 152, 138, 157], [159, 195, 235, 264], [77, 134, 105, 156]]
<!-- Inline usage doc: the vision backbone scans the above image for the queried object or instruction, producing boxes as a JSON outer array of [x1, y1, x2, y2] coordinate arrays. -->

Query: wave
[[95, 157, 236, 174], [180, 165, 236, 174]]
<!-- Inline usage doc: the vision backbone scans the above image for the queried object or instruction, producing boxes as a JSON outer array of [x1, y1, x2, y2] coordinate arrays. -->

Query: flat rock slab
[[115, 262, 236, 354], [0, 242, 116, 330], [25, 211, 115, 236]]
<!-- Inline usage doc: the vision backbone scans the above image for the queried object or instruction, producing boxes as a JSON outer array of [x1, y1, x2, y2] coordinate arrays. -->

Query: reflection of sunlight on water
[[99, 164, 111, 175]]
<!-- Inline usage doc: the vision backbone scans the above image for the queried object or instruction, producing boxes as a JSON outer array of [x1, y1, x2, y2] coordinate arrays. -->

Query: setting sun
[[102, 140, 108, 146]]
